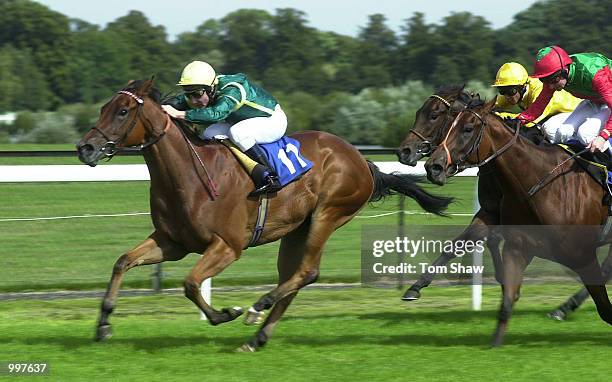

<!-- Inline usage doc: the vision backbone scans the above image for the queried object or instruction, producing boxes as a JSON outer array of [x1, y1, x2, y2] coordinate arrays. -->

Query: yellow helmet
[[177, 61, 217, 87], [492, 62, 529, 87]]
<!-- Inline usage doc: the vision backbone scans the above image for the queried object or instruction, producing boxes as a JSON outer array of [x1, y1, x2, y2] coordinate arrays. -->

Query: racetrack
[[1, 285, 610, 381], [1, 163, 610, 381]]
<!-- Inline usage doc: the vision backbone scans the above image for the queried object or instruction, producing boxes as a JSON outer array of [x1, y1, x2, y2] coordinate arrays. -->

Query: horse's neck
[[142, 124, 219, 191], [484, 119, 554, 196]]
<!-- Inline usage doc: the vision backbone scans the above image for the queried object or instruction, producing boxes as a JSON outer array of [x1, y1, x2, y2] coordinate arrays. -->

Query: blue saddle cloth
[[260, 137, 313, 186]]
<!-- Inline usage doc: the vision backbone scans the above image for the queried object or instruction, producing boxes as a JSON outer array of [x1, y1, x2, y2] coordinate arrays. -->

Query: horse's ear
[[140, 76, 156, 94], [484, 98, 497, 113]]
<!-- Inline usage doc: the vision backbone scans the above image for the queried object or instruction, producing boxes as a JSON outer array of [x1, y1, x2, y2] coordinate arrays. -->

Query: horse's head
[[77, 78, 167, 166], [397, 86, 478, 166], [425, 98, 498, 185]]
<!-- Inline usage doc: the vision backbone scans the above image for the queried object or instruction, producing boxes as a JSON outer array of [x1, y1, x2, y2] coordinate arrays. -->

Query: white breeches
[[540, 112, 574, 143], [544, 100, 611, 151], [201, 105, 288, 151]]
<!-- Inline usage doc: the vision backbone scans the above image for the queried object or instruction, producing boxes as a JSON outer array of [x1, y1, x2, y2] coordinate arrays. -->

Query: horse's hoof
[[95, 325, 112, 341], [547, 309, 567, 321], [209, 307, 244, 325], [222, 306, 244, 321], [235, 343, 257, 353], [401, 289, 421, 301], [223, 306, 244, 321], [244, 307, 266, 325]]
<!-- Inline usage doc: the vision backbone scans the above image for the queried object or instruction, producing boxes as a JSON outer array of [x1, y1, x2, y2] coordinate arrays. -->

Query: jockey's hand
[[587, 136, 607, 153], [503, 117, 522, 128], [161, 105, 186, 120]]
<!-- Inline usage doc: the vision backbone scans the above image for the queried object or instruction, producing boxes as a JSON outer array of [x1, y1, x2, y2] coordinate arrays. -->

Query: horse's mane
[[121, 79, 206, 142]]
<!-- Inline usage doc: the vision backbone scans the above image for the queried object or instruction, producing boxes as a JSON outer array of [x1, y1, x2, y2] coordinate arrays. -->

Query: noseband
[[90, 90, 170, 159]]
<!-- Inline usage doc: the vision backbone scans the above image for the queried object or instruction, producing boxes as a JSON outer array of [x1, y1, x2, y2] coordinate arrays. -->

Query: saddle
[[559, 141, 612, 188], [219, 137, 313, 189], [558, 141, 612, 242]]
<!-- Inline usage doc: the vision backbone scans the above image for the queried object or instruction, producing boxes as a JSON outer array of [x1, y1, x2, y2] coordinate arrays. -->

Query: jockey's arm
[[592, 66, 612, 140], [184, 87, 243, 124], [517, 86, 554, 125], [162, 95, 189, 110]]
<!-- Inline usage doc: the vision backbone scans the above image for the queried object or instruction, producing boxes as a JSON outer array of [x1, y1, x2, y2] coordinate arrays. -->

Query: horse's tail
[[367, 161, 453, 216]]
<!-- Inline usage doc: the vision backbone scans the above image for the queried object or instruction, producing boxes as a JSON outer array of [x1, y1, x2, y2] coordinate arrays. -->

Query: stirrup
[[248, 176, 281, 197]]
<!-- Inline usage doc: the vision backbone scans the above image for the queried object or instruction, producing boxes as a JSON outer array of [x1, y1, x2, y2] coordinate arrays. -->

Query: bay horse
[[397, 86, 505, 301], [398, 86, 612, 320], [424, 98, 612, 346], [76, 79, 453, 352]]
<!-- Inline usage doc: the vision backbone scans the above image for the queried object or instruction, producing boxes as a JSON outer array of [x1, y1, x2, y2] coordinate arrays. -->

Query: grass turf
[[0, 177, 476, 292], [0, 285, 610, 381]]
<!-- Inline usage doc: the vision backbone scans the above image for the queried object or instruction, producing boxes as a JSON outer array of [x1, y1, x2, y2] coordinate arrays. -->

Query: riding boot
[[245, 144, 282, 196]]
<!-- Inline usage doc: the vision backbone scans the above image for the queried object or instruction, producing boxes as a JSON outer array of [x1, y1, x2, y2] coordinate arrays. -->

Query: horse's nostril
[[398, 148, 411, 164], [78, 144, 94, 156], [430, 164, 444, 175]]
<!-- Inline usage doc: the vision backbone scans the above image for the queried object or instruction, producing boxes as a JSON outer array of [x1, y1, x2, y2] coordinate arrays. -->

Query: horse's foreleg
[[239, 227, 308, 351], [183, 234, 242, 325], [403, 210, 495, 301], [548, 247, 612, 320], [492, 244, 532, 348], [96, 232, 187, 341]]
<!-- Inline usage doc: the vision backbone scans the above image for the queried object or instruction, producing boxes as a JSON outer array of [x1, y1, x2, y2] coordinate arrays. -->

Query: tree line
[[0, 0, 609, 145]]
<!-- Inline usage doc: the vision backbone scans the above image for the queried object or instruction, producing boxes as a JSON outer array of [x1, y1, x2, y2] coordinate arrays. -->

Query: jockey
[[517, 46, 612, 153], [162, 60, 286, 196], [492, 62, 581, 143]]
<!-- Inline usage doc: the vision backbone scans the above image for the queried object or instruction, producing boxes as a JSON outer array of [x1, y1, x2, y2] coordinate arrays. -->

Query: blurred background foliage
[[0, 0, 608, 145]]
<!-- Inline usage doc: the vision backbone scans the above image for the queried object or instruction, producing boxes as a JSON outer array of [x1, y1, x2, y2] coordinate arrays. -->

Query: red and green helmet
[[531, 46, 573, 78]]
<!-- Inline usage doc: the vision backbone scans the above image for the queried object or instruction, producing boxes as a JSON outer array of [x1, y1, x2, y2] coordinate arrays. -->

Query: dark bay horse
[[397, 86, 505, 301], [76, 79, 453, 352], [424, 98, 612, 346], [398, 87, 612, 320]]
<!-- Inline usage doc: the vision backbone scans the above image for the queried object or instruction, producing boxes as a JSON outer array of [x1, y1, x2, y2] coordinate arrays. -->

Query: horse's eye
[[464, 123, 474, 133], [430, 112, 440, 121], [118, 108, 128, 117]]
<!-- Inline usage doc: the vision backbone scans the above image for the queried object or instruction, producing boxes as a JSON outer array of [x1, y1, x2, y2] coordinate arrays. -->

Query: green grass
[[0, 178, 475, 292], [0, 285, 609, 381]]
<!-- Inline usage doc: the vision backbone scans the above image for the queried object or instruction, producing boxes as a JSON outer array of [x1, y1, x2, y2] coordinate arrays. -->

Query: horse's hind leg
[[96, 232, 188, 341], [247, 214, 343, 319], [576, 256, 612, 326], [548, 247, 612, 320], [183, 234, 243, 325]]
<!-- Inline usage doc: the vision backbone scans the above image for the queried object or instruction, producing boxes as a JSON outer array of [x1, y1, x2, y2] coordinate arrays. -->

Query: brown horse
[[398, 87, 612, 320], [76, 79, 453, 352], [397, 86, 505, 301], [425, 98, 612, 346]]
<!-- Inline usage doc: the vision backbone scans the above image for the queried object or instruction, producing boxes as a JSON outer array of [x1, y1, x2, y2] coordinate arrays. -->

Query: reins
[[92, 89, 220, 200], [527, 148, 588, 196], [440, 109, 521, 174]]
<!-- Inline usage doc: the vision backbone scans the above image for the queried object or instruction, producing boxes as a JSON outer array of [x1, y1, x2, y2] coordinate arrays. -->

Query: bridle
[[440, 107, 521, 175], [90, 90, 171, 159], [408, 94, 468, 156]]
